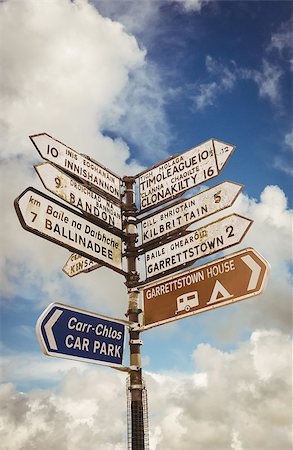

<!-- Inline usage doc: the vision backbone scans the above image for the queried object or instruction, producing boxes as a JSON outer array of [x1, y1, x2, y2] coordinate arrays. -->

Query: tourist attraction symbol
[[36, 303, 127, 367], [62, 253, 101, 277], [35, 162, 122, 231], [144, 213, 253, 281], [14, 187, 124, 275], [137, 138, 235, 212], [139, 181, 243, 245], [30, 133, 121, 201], [142, 248, 270, 329]]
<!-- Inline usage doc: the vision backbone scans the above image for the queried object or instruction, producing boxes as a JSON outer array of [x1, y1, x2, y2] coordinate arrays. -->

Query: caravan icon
[[175, 291, 199, 314]]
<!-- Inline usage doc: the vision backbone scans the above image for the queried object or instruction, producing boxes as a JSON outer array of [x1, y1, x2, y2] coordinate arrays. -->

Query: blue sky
[[0, 1, 292, 449]]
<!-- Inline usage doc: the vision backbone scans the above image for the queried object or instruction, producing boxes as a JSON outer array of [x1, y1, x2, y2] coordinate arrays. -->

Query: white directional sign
[[138, 138, 235, 211], [30, 133, 121, 201], [142, 248, 270, 330], [63, 253, 101, 277], [140, 181, 243, 245], [37, 303, 127, 367], [144, 213, 253, 279], [35, 162, 122, 230], [14, 187, 124, 275]]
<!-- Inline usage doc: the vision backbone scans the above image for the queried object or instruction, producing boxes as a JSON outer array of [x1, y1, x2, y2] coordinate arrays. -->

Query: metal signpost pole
[[123, 176, 145, 450]]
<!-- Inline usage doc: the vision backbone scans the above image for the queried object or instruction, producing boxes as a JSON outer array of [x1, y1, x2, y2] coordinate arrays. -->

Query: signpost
[[30, 133, 121, 201], [138, 138, 235, 212], [35, 162, 122, 231], [140, 181, 243, 245], [142, 248, 269, 329], [63, 253, 101, 277], [36, 303, 127, 368], [14, 132, 270, 450], [144, 213, 253, 280], [14, 187, 124, 275]]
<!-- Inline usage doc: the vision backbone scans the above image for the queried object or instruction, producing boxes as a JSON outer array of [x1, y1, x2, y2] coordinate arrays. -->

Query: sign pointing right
[[138, 138, 235, 212], [142, 248, 270, 330], [140, 181, 243, 245], [144, 213, 253, 280]]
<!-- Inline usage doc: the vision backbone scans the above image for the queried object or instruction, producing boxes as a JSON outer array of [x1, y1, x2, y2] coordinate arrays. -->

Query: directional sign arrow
[[30, 133, 121, 201], [37, 303, 128, 368], [144, 213, 253, 281], [140, 181, 243, 245], [137, 138, 235, 212], [141, 248, 270, 330], [14, 187, 125, 276], [63, 253, 101, 277], [35, 162, 122, 231]]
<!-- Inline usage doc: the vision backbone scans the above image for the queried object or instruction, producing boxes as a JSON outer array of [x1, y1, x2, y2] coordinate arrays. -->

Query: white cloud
[[204, 185, 292, 336], [273, 128, 293, 176], [269, 17, 293, 70], [273, 157, 293, 176], [106, 62, 171, 162], [285, 129, 293, 151], [193, 81, 219, 110], [0, 369, 127, 450], [231, 430, 243, 450], [179, 0, 206, 12], [147, 329, 292, 450], [0, 0, 144, 168], [0, 0, 170, 315], [194, 56, 283, 110], [241, 59, 282, 104], [193, 56, 237, 110], [2, 329, 291, 450], [93, 0, 160, 38]]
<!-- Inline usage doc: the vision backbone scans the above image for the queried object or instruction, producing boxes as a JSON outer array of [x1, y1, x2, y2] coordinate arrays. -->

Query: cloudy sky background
[[0, 1, 292, 449]]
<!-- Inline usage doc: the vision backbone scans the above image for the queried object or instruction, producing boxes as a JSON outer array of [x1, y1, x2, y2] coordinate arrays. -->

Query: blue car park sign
[[36, 303, 127, 368]]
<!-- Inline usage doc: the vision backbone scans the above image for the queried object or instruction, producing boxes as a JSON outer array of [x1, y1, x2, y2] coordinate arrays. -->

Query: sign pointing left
[[14, 187, 125, 275], [63, 253, 101, 277], [35, 162, 123, 231], [30, 133, 121, 201], [37, 303, 127, 368]]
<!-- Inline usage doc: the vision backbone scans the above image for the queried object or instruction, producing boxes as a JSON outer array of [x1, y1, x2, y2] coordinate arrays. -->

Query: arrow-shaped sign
[[137, 138, 235, 212], [44, 309, 63, 350], [14, 187, 125, 276], [144, 213, 253, 281], [63, 253, 101, 277], [37, 303, 128, 368], [140, 181, 243, 245], [142, 248, 270, 330], [35, 162, 122, 231], [30, 133, 121, 201]]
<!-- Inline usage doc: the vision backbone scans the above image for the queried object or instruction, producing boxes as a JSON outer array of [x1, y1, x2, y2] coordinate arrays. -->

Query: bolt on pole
[[123, 176, 146, 450]]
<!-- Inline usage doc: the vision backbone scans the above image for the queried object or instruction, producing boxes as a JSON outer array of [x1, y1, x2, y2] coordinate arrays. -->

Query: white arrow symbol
[[241, 255, 261, 291], [44, 309, 63, 350]]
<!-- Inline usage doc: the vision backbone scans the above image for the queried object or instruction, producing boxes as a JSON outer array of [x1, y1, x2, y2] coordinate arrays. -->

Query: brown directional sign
[[14, 187, 126, 276], [142, 248, 270, 330], [137, 138, 235, 213]]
